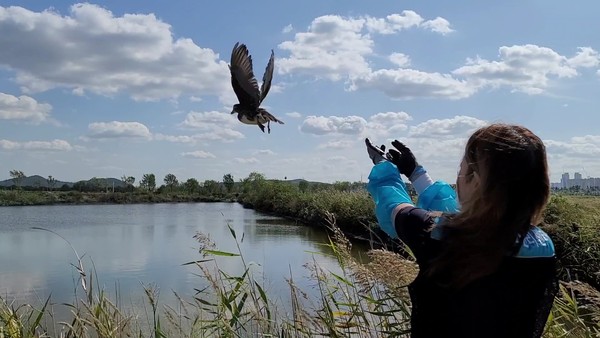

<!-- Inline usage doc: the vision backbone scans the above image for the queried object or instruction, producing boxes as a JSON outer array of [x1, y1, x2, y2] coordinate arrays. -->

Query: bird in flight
[[229, 42, 284, 133]]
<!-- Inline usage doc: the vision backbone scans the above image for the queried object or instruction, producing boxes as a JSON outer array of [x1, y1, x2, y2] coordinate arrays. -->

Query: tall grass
[[1, 214, 599, 337]]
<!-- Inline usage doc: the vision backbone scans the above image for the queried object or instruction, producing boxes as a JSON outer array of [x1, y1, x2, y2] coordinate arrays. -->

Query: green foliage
[[238, 173, 376, 235], [9, 170, 25, 190], [140, 173, 156, 192], [202, 180, 222, 196], [543, 195, 600, 289], [163, 173, 178, 192], [223, 174, 235, 193], [184, 178, 200, 194]]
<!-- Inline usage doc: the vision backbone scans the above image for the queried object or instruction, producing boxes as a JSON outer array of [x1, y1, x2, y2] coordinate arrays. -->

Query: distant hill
[[0, 175, 71, 188], [0, 175, 126, 189]]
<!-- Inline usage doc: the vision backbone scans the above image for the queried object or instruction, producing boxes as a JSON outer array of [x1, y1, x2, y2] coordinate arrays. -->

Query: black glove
[[365, 138, 386, 164], [386, 140, 418, 177]]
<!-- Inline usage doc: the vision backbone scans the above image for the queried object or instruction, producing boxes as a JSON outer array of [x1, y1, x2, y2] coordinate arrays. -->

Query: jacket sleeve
[[366, 161, 413, 238]]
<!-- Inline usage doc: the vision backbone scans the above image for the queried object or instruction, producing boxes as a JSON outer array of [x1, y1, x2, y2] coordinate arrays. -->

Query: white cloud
[[0, 93, 52, 123], [545, 137, 600, 157], [278, 15, 373, 80], [365, 111, 412, 137], [317, 140, 355, 149], [181, 150, 215, 159], [193, 128, 245, 142], [351, 68, 475, 99], [234, 157, 260, 164], [181, 111, 238, 130], [253, 149, 276, 156], [422, 17, 454, 35], [364, 11, 424, 34], [179, 111, 244, 142], [0, 3, 230, 101], [154, 134, 197, 143], [88, 121, 152, 139], [282, 24, 293, 33], [286, 112, 302, 118], [277, 12, 453, 81], [300, 115, 367, 135], [389, 53, 411, 67], [566, 47, 600, 68], [453, 45, 584, 95], [0, 139, 72, 151], [409, 115, 488, 138]]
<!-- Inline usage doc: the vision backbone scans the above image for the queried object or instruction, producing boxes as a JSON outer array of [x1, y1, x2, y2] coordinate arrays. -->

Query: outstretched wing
[[230, 42, 260, 107], [259, 50, 274, 104]]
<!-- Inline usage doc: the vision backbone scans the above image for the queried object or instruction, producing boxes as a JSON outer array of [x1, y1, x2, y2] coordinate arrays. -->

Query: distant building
[[552, 172, 600, 190]]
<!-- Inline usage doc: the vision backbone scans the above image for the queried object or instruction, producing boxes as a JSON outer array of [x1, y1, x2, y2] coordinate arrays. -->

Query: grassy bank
[[0, 190, 236, 206]]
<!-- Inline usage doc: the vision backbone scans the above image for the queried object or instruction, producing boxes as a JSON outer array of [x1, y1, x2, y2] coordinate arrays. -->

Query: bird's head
[[231, 104, 241, 114]]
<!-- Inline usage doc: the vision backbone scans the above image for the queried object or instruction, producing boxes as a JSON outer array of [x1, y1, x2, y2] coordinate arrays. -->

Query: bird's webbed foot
[[258, 123, 265, 133]]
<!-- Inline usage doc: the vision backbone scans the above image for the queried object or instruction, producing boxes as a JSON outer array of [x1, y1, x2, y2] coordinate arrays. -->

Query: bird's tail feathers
[[257, 109, 284, 124]]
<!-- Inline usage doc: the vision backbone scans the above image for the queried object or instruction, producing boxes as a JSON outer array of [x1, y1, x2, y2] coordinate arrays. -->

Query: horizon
[[1, 2, 599, 184]]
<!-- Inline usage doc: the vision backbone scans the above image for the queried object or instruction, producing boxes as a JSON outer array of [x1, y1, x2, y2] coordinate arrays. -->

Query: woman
[[365, 123, 558, 338]]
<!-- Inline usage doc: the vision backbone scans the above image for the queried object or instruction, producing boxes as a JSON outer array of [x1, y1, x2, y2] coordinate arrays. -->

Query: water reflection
[[0, 202, 363, 321]]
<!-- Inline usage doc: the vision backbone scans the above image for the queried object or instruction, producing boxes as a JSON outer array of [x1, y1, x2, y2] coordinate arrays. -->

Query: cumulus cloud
[[154, 134, 197, 143], [0, 3, 230, 101], [453, 45, 593, 95], [181, 111, 238, 130], [544, 137, 600, 158], [422, 17, 454, 35], [0, 93, 52, 123], [361, 111, 413, 139], [278, 15, 373, 80], [389, 53, 411, 67], [180, 111, 244, 142], [317, 140, 355, 149], [0, 139, 72, 151], [277, 11, 452, 81], [181, 150, 216, 159], [364, 11, 432, 34], [253, 149, 276, 156], [234, 157, 260, 164], [282, 24, 293, 33], [566, 47, 600, 68], [409, 115, 488, 138], [286, 112, 302, 118], [88, 121, 152, 139], [351, 69, 475, 99], [300, 115, 367, 135]]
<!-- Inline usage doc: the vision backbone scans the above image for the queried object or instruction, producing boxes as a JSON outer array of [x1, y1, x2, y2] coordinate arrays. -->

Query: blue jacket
[[366, 161, 557, 338]]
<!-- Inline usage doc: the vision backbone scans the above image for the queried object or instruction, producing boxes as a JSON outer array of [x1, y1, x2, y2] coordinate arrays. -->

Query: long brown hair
[[429, 123, 550, 289]]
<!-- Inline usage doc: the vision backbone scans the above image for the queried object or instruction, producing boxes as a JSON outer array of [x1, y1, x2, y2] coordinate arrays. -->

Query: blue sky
[[0, 1, 599, 184]]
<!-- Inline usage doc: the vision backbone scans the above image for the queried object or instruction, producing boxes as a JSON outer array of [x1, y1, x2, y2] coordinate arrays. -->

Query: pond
[[0, 202, 367, 322]]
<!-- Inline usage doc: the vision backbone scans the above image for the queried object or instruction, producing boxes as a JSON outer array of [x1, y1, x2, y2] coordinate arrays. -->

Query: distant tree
[[223, 173, 235, 193], [121, 175, 135, 192], [9, 170, 25, 190], [242, 172, 265, 194], [73, 180, 87, 192], [184, 178, 200, 194], [333, 181, 351, 191], [88, 177, 103, 192], [164, 173, 178, 192], [298, 180, 309, 193], [140, 173, 156, 192], [47, 175, 56, 191], [203, 179, 221, 195]]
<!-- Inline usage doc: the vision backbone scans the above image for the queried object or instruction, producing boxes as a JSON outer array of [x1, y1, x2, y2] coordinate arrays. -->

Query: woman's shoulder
[[514, 226, 555, 259]]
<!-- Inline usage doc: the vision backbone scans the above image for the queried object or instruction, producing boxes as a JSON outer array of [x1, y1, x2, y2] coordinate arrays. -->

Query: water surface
[[0, 202, 357, 318]]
